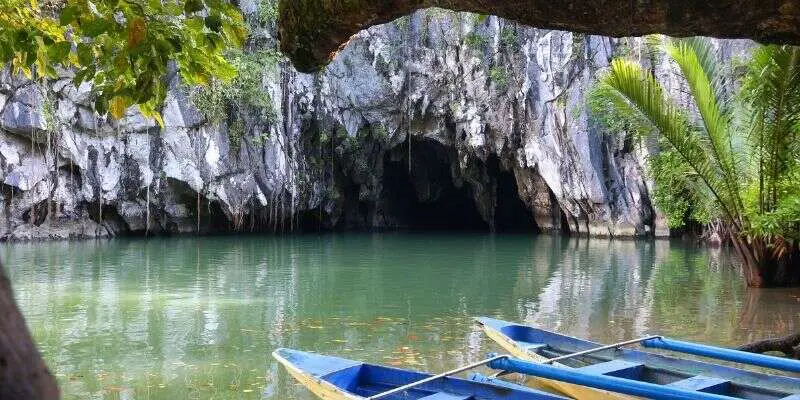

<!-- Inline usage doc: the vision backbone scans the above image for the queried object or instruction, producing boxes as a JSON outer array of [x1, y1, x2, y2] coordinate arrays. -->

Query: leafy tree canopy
[[0, 0, 247, 125]]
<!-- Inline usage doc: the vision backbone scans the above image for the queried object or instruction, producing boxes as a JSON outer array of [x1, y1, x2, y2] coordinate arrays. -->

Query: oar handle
[[490, 357, 738, 400], [543, 335, 661, 364], [642, 337, 800, 373], [366, 354, 510, 400]]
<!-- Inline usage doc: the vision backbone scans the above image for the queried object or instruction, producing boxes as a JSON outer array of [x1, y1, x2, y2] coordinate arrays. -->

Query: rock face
[[0, 10, 750, 240], [277, 0, 795, 72]]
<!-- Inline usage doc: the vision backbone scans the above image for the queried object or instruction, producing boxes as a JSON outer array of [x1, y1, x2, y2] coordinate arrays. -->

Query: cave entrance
[[381, 139, 538, 233], [495, 169, 538, 233], [382, 140, 488, 231]]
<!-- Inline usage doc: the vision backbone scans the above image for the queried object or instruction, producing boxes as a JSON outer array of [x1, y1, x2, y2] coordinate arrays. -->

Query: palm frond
[[681, 38, 721, 91], [591, 59, 740, 225], [665, 39, 744, 217], [740, 45, 800, 215]]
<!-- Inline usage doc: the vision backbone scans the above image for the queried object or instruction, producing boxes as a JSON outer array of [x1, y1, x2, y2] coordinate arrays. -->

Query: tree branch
[[738, 333, 800, 359]]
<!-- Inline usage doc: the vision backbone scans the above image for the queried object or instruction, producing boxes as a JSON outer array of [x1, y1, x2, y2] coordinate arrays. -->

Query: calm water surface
[[3, 234, 799, 399]]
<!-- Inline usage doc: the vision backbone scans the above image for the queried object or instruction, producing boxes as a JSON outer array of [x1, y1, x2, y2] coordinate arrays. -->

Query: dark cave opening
[[495, 169, 539, 233], [382, 152, 488, 230], [380, 139, 537, 232], [163, 178, 231, 234]]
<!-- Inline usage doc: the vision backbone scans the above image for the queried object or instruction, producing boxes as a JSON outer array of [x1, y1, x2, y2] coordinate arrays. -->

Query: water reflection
[[3, 234, 798, 399]]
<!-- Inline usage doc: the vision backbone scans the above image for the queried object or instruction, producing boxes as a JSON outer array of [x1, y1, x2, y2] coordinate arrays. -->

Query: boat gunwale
[[273, 349, 363, 399]]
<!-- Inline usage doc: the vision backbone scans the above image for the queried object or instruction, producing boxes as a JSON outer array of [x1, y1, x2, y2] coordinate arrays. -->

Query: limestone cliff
[[0, 9, 750, 240]]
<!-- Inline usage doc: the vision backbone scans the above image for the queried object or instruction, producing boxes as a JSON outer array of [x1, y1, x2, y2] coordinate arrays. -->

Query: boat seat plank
[[667, 376, 730, 394], [418, 393, 474, 400], [577, 359, 644, 380], [516, 341, 547, 353]]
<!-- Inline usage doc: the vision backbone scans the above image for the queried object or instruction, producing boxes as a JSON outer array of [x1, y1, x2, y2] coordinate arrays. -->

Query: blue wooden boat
[[273, 348, 571, 399], [477, 317, 800, 400]]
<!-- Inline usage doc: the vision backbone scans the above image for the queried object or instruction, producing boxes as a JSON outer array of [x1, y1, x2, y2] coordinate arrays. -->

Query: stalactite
[[45, 111, 52, 223], [30, 119, 35, 225], [408, 127, 412, 174], [250, 200, 255, 233], [290, 190, 295, 233], [145, 184, 150, 237], [196, 191, 201, 234], [280, 190, 286, 234], [271, 192, 278, 234]]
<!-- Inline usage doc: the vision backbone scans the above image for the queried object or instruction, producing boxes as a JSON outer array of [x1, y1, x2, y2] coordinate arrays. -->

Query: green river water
[[3, 234, 799, 399]]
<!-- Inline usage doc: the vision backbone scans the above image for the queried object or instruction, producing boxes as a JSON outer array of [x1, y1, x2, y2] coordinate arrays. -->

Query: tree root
[[738, 333, 800, 359]]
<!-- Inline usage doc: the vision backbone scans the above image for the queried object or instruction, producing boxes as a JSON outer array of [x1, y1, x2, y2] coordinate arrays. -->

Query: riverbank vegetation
[[590, 39, 800, 287]]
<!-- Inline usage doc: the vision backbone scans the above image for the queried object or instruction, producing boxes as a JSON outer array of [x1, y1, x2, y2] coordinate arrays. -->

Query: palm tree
[[590, 39, 800, 287]]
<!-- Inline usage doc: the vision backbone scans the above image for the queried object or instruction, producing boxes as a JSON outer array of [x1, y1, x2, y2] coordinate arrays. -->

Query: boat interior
[[275, 348, 568, 400], [322, 363, 569, 399], [495, 324, 799, 400]]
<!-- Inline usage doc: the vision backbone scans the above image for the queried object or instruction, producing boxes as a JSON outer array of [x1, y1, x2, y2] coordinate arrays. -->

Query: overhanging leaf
[[109, 95, 130, 119], [127, 17, 147, 49]]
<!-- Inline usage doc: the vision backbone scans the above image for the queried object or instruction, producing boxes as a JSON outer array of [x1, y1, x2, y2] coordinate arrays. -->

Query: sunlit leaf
[[109, 96, 130, 119], [127, 17, 147, 49]]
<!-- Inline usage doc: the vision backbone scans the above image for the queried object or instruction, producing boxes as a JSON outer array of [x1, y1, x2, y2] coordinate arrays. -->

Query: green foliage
[[500, 27, 517, 49], [257, 0, 278, 26], [0, 0, 247, 125], [613, 40, 633, 59], [555, 94, 567, 110], [395, 16, 410, 31], [465, 32, 488, 51], [472, 14, 489, 25], [648, 148, 712, 228], [590, 39, 800, 249], [425, 7, 451, 20], [190, 49, 281, 149], [489, 67, 508, 89], [737, 45, 800, 241], [570, 33, 586, 59]]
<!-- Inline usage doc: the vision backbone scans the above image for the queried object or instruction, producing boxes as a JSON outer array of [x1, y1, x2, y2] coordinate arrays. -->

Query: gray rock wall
[[0, 9, 751, 240]]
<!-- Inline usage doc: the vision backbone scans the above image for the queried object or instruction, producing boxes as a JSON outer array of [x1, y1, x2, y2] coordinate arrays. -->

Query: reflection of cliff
[[519, 239, 657, 340]]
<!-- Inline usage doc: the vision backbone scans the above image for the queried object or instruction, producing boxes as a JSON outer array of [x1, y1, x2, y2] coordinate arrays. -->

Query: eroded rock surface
[[0, 9, 751, 240], [277, 0, 794, 72]]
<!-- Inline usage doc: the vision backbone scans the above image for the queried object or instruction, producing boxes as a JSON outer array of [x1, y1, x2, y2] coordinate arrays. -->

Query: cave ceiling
[[277, 0, 800, 72]]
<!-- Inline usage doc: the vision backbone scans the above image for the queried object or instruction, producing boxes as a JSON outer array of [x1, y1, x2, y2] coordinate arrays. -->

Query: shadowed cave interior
[[379, 139, 538, 233]]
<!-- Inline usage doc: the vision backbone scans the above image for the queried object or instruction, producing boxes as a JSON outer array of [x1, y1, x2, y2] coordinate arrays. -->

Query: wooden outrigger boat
[[477, 317, 800, 400], [273, 348, 570, 399]]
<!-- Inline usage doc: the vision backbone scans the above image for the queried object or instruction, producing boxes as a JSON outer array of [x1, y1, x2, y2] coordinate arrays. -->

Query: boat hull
[[481, 320, 637, 400], [273, 348, 570, 399], [273, 349, 360, 400]]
